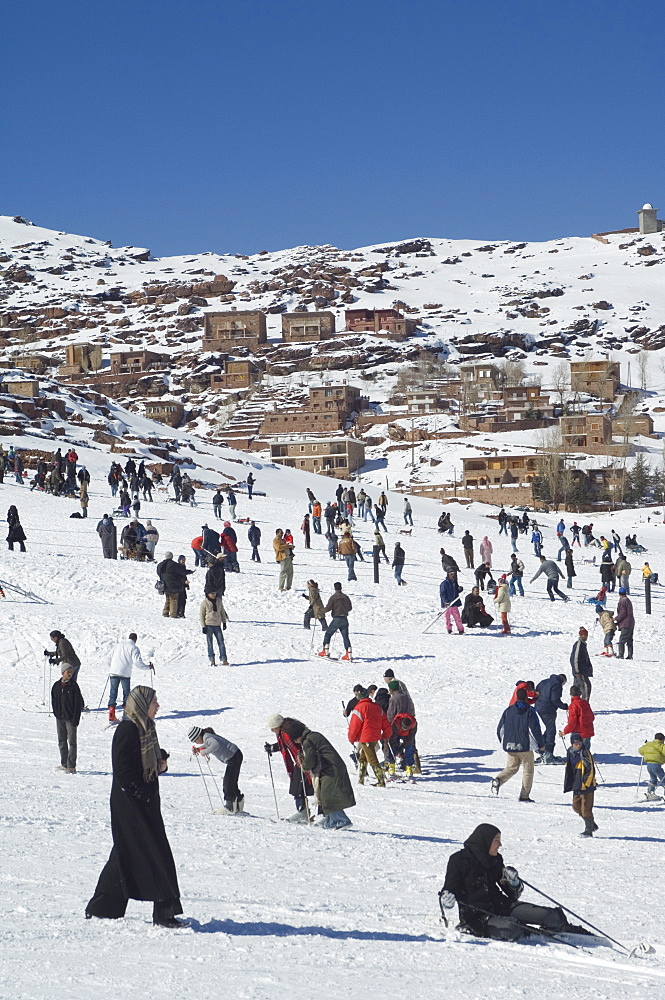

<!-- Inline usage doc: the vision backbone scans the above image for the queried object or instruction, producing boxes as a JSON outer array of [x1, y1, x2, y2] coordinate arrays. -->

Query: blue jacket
[[497, 702, 544, 753], [440, 577, 461, 607], [248, 524, 261, 545], [536, 674, 568, 716]]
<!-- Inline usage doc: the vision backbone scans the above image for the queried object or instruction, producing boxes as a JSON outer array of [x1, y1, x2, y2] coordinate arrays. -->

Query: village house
[[569, 359, 620, 402], [144, 400, 185, 428], [210, 358, 261, 391], [344, 308, 417, 340], [462, 453, 547, 489], [405, 388, 453, 415], [0, 354, 49, 374], [202, 310, 267, 353], [269, 437, 365, 476], [281, 311, 336, 343], [58, 343, 103, 376], [1, 379, 40, 398], [110, 350, 165, 374], [259, 384, 367, 437], [612, 412, 655, 437], [458, 362, 501, 402], [561, 412, 612, 449]]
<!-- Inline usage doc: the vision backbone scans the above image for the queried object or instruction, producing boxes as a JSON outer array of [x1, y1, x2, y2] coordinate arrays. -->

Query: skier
[[492, 688, 544, 801], [563, 733, 598, 837], [52, 663, 83, 773], [560, 686, 594, 750], [440, 824, 581, 941], [392, 542, 406, 586], [529, 556, 569, 602], [280, 718, 355, 830], [189, 724, 243, 813], [440, 568, 464, 635], [86, 686, 185, 927], [302, 579, 327, 631], [535, 674, 568, 763], [107, 633, 154, 723], [569, 627, 593, 700], [264, 714, 313, 821], [248, 520, 261, 562], [615, 588, 634, 659], [639, 733, 665, 800], [97, 513, 117, 559], [347, 688, 392, 787], [212, 489, 224, 519], [200, 592, 229, 666], [319, 582, 353, 660], [461, 530, 474, 568]]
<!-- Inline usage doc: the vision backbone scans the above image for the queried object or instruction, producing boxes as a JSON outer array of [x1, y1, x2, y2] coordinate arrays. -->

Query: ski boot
[[405, 765, 414, 780], [387, 762, 396, 777], [318, 647, 330, 658], [645, 791, 661, 801], [108, 706, 117, 723], [358, 761, 368, 785], [371, 765, 386, 788], [340, 649, 352, 662]]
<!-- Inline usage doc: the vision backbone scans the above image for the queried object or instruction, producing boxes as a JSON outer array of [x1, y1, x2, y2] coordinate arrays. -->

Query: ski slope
[[2, 439, 665, 1000]]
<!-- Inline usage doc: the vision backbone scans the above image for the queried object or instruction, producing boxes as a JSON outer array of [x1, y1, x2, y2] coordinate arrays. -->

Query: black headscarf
[[463, 823, 503, 874]]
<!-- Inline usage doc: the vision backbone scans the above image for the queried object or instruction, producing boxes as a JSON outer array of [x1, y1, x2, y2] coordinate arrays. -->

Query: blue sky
[[2, 1, 663, 255]]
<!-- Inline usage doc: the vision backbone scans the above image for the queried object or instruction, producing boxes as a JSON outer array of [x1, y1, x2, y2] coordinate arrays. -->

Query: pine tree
[[625, 453, 652, 506]]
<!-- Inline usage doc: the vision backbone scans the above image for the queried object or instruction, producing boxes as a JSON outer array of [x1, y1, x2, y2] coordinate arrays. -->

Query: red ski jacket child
[[562, 696, 595, 740], [348, 697, 392, 744]]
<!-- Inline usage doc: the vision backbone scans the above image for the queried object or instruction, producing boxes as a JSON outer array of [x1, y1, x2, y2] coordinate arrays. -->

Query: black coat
[[202, 526, 220, 555], [461, 593, 493, 628], [91, 720, 180, 902], [97, 517, 117, 559], [248, 525, 261, 546], [443, 823, 519, 934], [7, 521, 26, 543], [157, 558, 189, 594], [51, 678, 83, 725], [204, 561, 226, 597]]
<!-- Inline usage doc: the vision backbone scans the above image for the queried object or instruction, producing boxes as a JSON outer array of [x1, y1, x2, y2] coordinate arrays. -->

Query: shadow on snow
[[188, 917, 442, 942]]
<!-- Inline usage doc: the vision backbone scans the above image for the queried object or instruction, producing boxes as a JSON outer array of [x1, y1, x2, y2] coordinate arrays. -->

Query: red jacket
[[220, 533, 237, 554], [562, 696, 595, 739], [191, 535, 204, 551], [348, 698, 392, 744], [276, 730, 302, 777], [509, 682, 539, 707]]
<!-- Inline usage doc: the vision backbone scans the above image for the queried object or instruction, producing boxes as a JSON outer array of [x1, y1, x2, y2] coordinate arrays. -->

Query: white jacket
[[109, 639, 151, 678]]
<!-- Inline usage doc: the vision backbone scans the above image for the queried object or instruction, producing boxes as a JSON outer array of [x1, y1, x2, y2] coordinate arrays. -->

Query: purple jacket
[[615, 596, 635, 630]]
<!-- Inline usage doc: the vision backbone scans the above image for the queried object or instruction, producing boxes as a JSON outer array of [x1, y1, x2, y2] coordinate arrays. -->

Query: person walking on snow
[[273, 529, 294, 592], [509, 520, 519, 552], [563, 733, 598, 837], [200, 592, 229, 666], [392, 542, 407, 586], [301, 513, 311, 549], [493, 575, 511, 634], [509, 554, 524, 596], [374, 528, 389, 563], [227, 489, 237, 521], [492, 688, 544, 801], [302, 579, 327, 631], [564, 546, 576, 589], [403, 498, 413, 526], [639, 733, 665, 800], [615, 588, 634, 659], [615, 555, 631, 594], [107, 633, 154, 722], [319, 582, 353, 660], [560, 686, 594, 750], [462, 530, 474, 568], [479, 536, 493, 567], [246, 473, 255, 500], [569, 628, 593, 701], [52, 663, 83, 773], [189, 725, 244, 814], [529, 556, 569, 602], [347, 688, 392, 787], [248, 520, 261, 562], [212, 490, 224, 519], [337, 529, 357, 582], [97, 514, 117, 559], [264, 714, 313, 821], [531, 525, 543, 557], [535, 673, 568, 763], [440, 568, 464, 635]]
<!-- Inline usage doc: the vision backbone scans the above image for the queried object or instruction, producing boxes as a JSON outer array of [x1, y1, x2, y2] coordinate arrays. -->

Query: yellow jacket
[[639, 740, 665, 764]]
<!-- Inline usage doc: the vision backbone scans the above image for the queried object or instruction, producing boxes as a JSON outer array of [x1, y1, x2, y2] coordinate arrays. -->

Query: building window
[[335, 458, 347, 467], [312, 445, 317, 452], [325, 388, 332, 397], [300, 446, 305, 452]]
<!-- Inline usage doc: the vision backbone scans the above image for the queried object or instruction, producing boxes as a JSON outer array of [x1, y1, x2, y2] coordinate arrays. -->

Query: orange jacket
[[348, 698, 392, 744], [191, 535, 204, 551], [562, 696, 595, 739], [312, 502, 322, 518]]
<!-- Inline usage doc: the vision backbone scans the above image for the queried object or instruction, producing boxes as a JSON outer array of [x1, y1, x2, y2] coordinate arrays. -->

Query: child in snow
[[189, 725, 243, 813], [51, 663, 84, 773], [595, 604, 615, 657], [639, 733, 665, 801]]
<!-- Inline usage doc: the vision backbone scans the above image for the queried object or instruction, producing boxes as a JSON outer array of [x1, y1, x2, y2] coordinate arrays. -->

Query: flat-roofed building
[[281, 311, 335, 343], [270, 437, 365, 476], [202, 311, 267, 352]]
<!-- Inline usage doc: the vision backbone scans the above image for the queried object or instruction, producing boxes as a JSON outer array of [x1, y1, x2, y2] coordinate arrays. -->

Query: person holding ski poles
[[265, 714, 314, 822], [440, 568, 464, 635]]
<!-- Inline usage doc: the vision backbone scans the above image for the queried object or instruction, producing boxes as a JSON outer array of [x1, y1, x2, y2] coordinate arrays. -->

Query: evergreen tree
[[625, 453, 652, 506]]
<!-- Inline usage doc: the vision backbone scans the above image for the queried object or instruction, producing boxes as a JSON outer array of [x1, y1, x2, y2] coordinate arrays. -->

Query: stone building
[[344, 308, 417, 340], [560, 412, 612, 449], [269, 437, 365, 476], [58, 343, 103, 376], [637, 203, 664, 235], [570, 360, 620, 401], [145, 400, 185, 428], [259, 384, 367, 437], [462, 453, 547, 489], [210, 358, 261, 391], [281, 311, 335, 343], [110, 350, 165, 374], [202, 311, 267, 352], [612, 412, 655, 437], [2, 380, 40, 398], [1, 354, 49, 374]]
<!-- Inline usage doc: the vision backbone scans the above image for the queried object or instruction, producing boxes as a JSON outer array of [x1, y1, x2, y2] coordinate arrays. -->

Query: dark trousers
[[484, 902, 567, 942], [573, 672, 592, 701], [323, 616, 350, 651], [546, 579, 566, 601], [304, 606, 327, 630], [86, 892, 181, 923], [617, 627, 634, 659], [251, 545, 261, 562], [223, 749, 243, 804], [537, 711, 557, 754], [56, 718, 77, 769], [8, 541, 26, 551]]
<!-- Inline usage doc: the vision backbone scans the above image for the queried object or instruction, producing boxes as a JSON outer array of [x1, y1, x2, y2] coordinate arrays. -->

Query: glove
[[202, 627, 207, 634], [503, 866, 523, 896], [439, 890, 456, 909], [264, 742, 273, 754], [222, 622, 227, 630]]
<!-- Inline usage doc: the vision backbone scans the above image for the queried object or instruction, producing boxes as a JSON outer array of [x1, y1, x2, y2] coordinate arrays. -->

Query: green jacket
[[639, 740, 665, 764], [299, 728, 356, 816]]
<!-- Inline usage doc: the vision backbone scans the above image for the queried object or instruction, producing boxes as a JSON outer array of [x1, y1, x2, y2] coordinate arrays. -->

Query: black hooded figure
[[441, 823, 574, 941]]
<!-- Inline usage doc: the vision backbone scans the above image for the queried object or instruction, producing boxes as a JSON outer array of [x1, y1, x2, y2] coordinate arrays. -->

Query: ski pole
[[521, 879, 633, 954], [204, 755, 225, 806], [194, 753, 215, 813], [636, 756, 644, 800], [97, 676, 110, 711], [266, 750, 280, 821], [300, 765, 312, 825], [422, 611, 444, 634]]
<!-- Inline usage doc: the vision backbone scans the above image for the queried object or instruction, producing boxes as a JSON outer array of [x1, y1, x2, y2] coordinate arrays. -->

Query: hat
[[594, 604, 604, 613], [618, 587, 627, 594], [499, 574, 507, 582], [216, 552, 225, 560], [569, 733, 583, 744], [224, 521, 231, 527], [266, 713, 284, 730], [383, 669, 395, 679], [188, 726, 204, 743], [388, 680, 400, 691], [579, 627, 588, 636], [163, 551, 173, 559], [60, 662, 74, 675], [358, 688, 370, 699], [656, 733, 665, 742]]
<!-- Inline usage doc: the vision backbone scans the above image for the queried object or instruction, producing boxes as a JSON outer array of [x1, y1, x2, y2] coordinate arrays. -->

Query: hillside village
[[1, 205, 665, 510]]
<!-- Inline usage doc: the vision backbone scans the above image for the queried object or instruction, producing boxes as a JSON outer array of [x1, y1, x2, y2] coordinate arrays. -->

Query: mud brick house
[[458, 362, 501, 401], [269, 437, 365, 476], [58, 343, 103, 376], [260, 384, 367, 437], [1, 354, 49, 374], [570, 360, 620, 401], [462, 453, 549, 488], [110, 350, 165, 374], [344, 308, 417, 340], [281, 311, 335, 343], [2, 380, 40, 398], [210, 358, 261, 391], [202, 311, 267, 352], [561, 412, 612, 449], [405, 389, 452, 414], [145, 400, 185, 428], [612, 412, 655, 437]]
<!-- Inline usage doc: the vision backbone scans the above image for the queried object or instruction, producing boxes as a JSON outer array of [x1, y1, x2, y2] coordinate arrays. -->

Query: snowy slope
[[2, 437, 665, 999]]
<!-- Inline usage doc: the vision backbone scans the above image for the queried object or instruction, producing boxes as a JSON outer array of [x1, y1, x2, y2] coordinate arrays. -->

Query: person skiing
[[107, 633, 154, 723], [560, 686, 594, 750], [440, 824, 581, 941], [392, 542, 407, 586], [212, 489, 224, 519], [189, 724, 243, 813], [492, 688, 544, 801], [440, 569, 464, 635], [199, 592, 229, 666], [52, 663, 83, 773], [461, 530, 474, 569], [569, 627, 593, 700], [264, 714, 313, 821], [493, 575, 511, 635], [247, 520, 261, 562], [302, 579, 327, 631], [347, 688, 392, 787], [596, 603, 616, 657], [615, 588, 634, 659], [563, 733, 598, 837], [529, 556, 569, 602], [639, 733, 665, 801], [319, 582, 352, 660], [535, 674, 568, 763], [280, 718, 355, 830], [86, 686, 184, 927]]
